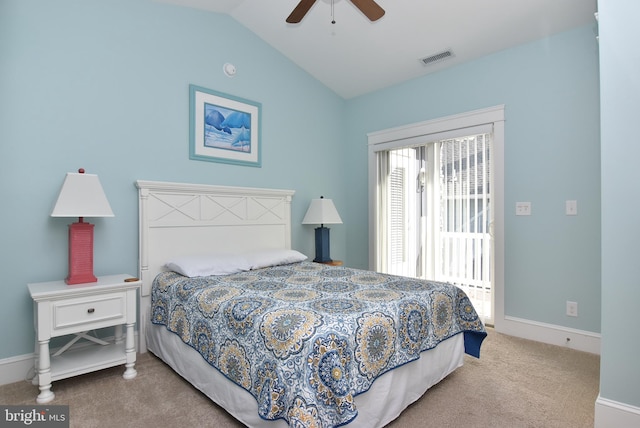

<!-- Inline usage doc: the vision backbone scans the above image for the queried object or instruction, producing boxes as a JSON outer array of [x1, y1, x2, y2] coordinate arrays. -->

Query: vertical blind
[[374, 129, 493, 321]]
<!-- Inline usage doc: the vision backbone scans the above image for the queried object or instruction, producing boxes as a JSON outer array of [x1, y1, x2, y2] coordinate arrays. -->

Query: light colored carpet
[[0, 328, 599, 428]]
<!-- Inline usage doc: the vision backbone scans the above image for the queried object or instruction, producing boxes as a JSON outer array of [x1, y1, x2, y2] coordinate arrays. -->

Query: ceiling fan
[[286, 0, 385, 24]]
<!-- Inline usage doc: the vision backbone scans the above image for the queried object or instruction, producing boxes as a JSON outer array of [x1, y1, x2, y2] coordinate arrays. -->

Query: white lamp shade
[[302, 197, 342, 225], [51, 172, 114, 218]]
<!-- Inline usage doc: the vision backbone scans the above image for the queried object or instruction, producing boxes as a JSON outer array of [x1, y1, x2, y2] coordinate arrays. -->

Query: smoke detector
[[223, 63, 236, 77]]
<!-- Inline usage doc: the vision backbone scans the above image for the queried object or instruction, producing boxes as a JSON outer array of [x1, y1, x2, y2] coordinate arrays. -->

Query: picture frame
[[189, 84, 262, 167]]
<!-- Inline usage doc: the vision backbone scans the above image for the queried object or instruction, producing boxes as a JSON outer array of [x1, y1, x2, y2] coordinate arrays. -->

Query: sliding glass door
[[375, 133, 493, 322]]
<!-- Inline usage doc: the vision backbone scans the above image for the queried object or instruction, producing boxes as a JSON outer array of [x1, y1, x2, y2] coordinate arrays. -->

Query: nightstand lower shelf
[[44, 340, 131, 382]]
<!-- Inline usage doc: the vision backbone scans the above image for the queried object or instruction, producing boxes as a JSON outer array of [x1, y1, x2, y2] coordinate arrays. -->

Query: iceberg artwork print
[[204, 104, 252, 152], [190, 85, 261, 167]]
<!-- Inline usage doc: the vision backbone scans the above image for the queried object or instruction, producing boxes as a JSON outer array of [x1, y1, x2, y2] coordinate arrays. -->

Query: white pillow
[[244, 249, 307, 270], [164, 254, 251, 278]]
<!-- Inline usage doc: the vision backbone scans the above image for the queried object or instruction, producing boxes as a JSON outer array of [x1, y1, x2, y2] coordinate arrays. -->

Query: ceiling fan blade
[[286, 0, 317, 23], [350, 0, 385, 21]]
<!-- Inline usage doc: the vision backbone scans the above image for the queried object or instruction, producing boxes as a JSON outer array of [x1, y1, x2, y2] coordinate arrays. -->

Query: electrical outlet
[[515, 202, 531, 216], [566, 301, 578, 317]]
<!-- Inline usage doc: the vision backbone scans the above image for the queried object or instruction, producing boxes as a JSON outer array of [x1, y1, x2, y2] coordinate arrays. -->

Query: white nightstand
[[28, 274, 141, 404]]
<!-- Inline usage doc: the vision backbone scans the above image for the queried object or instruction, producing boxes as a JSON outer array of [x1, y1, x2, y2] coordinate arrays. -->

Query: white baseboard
[[595, 395, 640, 427], [495, 315, 601, 354], [0, 353, 36, 386]]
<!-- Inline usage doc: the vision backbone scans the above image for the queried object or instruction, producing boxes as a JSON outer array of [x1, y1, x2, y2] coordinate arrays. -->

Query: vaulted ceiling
[[156, 0, 598, 98]]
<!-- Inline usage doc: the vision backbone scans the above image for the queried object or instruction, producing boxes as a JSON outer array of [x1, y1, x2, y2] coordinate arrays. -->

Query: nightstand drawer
[[52, 292, 127, 333]]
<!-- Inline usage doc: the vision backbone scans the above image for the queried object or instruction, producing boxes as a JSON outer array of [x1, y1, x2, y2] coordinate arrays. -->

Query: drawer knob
[[87, 308, 95, 314]]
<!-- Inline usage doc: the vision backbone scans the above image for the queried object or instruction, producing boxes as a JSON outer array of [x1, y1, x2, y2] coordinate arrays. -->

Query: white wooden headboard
[[136, 180, 295, 351]]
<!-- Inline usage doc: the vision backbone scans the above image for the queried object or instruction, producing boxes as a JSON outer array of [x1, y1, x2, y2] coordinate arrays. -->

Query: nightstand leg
[[36, 340, 55, 404], [114, 324, 123, 344], [122, 322, 137, 380], [32, 338, 39, 385]]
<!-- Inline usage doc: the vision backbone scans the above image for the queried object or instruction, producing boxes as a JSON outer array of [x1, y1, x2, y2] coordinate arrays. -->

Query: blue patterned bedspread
[[151, 262, 486, 427]]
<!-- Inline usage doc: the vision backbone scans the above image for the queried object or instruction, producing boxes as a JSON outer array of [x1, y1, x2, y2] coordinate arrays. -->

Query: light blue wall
[[344, 25, 601, 333], [0, 0, 602, 365], [598, 0, 640, 408], [0, 0, 347, 359]]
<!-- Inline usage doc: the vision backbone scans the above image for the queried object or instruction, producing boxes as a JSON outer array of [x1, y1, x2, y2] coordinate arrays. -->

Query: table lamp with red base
[[51, 168, 114, 285]]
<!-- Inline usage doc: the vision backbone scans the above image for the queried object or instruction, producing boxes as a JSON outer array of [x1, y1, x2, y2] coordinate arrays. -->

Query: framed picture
[[189, 84, 261, 167]]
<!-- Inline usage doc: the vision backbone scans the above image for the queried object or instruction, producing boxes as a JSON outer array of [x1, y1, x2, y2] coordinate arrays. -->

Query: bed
[[136, 180, 486, 428]]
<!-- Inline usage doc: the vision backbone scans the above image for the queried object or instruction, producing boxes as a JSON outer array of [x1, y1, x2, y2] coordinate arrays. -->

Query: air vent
[[420, 49, 454, 66]]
